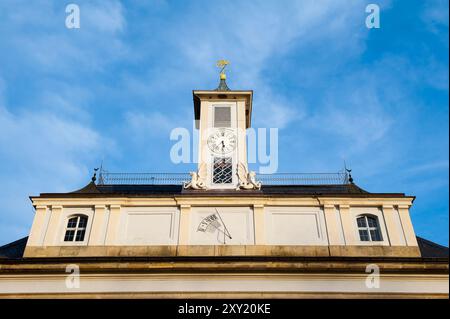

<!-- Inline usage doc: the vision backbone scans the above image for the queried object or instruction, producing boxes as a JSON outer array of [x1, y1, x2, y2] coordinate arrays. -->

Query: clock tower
[[185, 61, 259, 190]]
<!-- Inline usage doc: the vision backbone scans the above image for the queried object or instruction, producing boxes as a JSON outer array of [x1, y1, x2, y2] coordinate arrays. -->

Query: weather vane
[[216, 59, 229, 79]]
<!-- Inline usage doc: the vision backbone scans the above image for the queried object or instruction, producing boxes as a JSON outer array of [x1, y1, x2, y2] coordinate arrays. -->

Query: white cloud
[[421, 57, 449, 91], [0, 100, 112, 243], [0, 103, 108, 184], [125, 111, 176, 139], [251, 82, 304, 128], [130, 0, 372, 129], [305, 68, 395, 153], [1, 0, 128, 74], [0, 77, 5, 105], [0, 2, 127, 243], [83, 1, 125, 33], [422, 0, 449, 32], [405, 160, 449, 175]]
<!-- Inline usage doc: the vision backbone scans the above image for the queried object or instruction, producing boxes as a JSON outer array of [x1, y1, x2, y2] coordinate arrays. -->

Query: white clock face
[[207, 129, 237, 154]]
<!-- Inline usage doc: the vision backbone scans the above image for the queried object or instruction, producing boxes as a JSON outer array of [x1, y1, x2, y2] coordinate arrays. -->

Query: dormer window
[[64, 215, 88, 242], [357, 215, 382, 242]]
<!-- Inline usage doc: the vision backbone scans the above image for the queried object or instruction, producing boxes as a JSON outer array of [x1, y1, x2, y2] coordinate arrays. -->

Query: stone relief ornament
[[248, 171, 262, 189], [184, 163, 207, 190], [236, 163, 261, 190], [196, 209, 232, 244]]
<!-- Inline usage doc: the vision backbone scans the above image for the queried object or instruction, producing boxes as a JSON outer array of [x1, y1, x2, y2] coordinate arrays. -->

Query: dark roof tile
[[417, 236, 449, 258], [0, 236, 28, 259], [35, 183, 409, 198]]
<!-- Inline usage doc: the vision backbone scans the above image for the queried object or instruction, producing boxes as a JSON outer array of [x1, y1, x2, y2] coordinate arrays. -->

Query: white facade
[[25, 203, 418, 250]]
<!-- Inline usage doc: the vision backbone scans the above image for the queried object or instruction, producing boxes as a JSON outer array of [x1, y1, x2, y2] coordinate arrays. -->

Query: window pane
[[78, 216, 88, 228], [67, 217, 78, 228], [214, 107, 231, 127], [213, 157, 232, 184], [359, 229, 370, 241], [64, 230, 75, 242], [357, 217, 367, 228], [370, 229, 382, 241], [367, 216, 378, 228], [75, 229, 86, 242]]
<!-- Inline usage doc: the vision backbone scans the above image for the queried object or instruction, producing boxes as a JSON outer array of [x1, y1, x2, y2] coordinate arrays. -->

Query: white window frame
[[63, 215, 88, 242], [58, 207, 94, 246], [350, 207, 389, 246], [356, 214, 383, 242]]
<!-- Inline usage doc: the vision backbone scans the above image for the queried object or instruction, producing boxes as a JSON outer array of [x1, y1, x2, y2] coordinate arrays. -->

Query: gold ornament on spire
[[216, 59, 229, 80]]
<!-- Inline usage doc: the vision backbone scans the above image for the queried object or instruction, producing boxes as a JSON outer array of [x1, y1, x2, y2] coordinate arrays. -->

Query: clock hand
[[220, 141, 227, 153]]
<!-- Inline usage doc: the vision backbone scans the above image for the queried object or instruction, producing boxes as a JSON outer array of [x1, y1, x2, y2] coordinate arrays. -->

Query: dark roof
[[215, 78, 230, 91], [92, 183, 373, 196], [33, 182, 411, 198], [0, 236, 28, 259], [417, 237, 449, 258]]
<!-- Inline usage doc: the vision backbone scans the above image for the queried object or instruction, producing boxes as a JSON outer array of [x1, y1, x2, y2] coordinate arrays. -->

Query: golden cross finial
[[216, 59, 229, 80]]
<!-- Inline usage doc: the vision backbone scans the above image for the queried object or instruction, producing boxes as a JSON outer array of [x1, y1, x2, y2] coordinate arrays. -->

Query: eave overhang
[[193, 90, 253, 129]]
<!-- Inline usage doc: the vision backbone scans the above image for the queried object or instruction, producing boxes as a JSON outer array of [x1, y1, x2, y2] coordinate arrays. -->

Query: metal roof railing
[[98, 172, 190, 185], [97, 170, 349, 186], [257, 172, 348, 185]]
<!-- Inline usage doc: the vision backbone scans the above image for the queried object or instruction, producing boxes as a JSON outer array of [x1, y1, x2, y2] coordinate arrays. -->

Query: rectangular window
[[370, 229, 382, 241], [64, 230, 75, 241], [359, 229, 370, 241], [75, 229, 86, 241], [213, 157, 233, 184], [64, 215, 88, 242], [357, 217, 366, 228], [67, 218, 78, 228], [214, 106, 231, 128]]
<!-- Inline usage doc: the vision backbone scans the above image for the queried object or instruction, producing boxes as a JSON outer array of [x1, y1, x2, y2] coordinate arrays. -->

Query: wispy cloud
[[0, 104, 110, 240], [422, 0, 449, 34], [405, 160, 449, 175], [125, 111, 176, 139], [0, 1, 125, 243], [1, 0, 128, 74], [127, 1, 372, 129]]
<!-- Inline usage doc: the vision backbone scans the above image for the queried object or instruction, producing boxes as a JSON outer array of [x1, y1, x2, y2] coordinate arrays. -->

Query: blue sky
[[0, 0, 448, 246]]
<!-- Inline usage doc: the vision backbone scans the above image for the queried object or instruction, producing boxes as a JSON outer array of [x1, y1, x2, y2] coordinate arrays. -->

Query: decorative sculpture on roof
[[248, 171, 262, 189], [215, 59, 230, 91], [184, 163, 207, 190], [236, 163, 261, 190], [216, 59, 229, 76]]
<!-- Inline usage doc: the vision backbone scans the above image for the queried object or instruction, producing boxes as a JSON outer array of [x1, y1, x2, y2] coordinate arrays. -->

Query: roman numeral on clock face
[[207, 129, 237, 154]]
